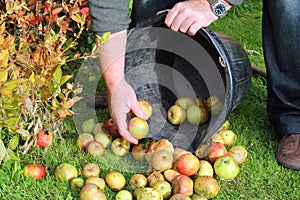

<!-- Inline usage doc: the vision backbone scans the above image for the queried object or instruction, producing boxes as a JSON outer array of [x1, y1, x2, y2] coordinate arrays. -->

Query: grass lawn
[[1, 0, 300, 199]]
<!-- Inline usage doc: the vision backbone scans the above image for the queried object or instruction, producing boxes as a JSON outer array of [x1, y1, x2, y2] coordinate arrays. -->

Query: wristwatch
[[207, 0, 227, 18]]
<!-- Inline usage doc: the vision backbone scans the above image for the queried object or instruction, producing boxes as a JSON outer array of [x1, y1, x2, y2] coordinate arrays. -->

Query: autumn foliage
[[0, 0, 90, 162]]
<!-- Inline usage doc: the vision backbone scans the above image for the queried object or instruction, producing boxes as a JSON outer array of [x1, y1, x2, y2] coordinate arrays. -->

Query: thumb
[[130, 100, 148, 120]]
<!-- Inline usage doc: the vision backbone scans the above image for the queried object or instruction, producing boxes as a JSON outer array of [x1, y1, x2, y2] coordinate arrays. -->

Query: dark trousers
[[263, 0, 300, 136]]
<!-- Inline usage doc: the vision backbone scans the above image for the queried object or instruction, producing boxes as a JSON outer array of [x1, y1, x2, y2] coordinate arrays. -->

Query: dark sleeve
[[89, 0, 131, 35], [226, 0, 243, 5]]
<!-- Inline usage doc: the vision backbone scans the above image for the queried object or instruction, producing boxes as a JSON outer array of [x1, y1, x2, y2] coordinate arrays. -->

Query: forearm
[[98, 30, 127, 95]]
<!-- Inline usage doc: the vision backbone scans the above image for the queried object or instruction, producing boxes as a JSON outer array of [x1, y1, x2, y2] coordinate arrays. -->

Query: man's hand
[[163, 0, 231, 35], [109, 79, 148, 144]]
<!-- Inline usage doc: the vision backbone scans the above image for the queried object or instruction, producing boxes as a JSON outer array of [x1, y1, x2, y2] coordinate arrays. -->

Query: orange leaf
[[51, 7, 63, 16]]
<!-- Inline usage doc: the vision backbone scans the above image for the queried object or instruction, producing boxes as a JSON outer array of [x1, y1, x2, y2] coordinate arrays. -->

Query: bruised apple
[[138, 99, 153, 118], [147, 171, 165, 187], [218, 130, 237, 146], [137, 187, 163, 200], [87, 141, 105, 157], [170, 194, 191, 200], [194, 176, 219, 199], [152, 149, 173, 171], [152, 180, 172, 199], [111, 138, 130, 156], [105, 171, 126, 191], [55, 163, 78, 181], [172, 175, 194, 197], [228, 145, 248, 164], [163, 169, 181, 182], [80, 183, 107, 200], [131, 143, 148, 161], [70, 177, 84, 189], [129, 174, 147, 190], [86, 177, 106, 190], [82, 163, 100, 178], [76, 133, 94, 149]]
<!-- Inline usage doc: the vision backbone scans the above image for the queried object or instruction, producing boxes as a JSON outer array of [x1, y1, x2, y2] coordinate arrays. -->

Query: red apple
[[194, 176, 219, 199], [128, 117, 149, 140], [111, 138, 130, 156], [176, 154, 199, 177], [228, 145, 248, 164], [37, 130, 53, 148], [129, 173, 147, 190], [55, 163, 78, 181], [109, 124, 121, 138], [82, 163, 100, 178], [24, 164, 46, 180], [86, 177, 106, 190], [173, 147, 191, 162], [80, 183, 107, 200], [214, 156, 240, 180], [167, 104, 186, 125], [218, 130, 237, 146], [76, 133, 94, 149], [87, 141, 105, 157], [105, 171, 126, 191], [172, 175, 194, 197], [206, 142, 228, 163], [105, 118, 115, 128]]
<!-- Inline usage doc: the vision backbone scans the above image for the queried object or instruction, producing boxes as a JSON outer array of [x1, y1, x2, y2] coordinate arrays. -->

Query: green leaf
[[0, 139, 7, 164], [53, 67, 62, 85], [60, 75, 72, 86]]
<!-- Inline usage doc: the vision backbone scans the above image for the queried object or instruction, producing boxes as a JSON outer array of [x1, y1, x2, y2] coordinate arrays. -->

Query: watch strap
[[225, 0, 243, 5], [207, 0, 218, 5]]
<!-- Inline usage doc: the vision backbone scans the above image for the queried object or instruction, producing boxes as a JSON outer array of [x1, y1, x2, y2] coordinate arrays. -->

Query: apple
[[133, 188, 143, 198], [214, 156, 240, 180], [70, 177, 85, 189], [218, 130, 237, 146], [194, 176, 219, 199], [206, 142, 228, 163], [87, 141, 105, 157], [172, 175, 194, 197], [186, 104, 208, 125], [176, 153, 199, 176], [147, 171, 165, 187], [111, 138, 130, 156], [129, 174, 147, 190], [94, 132, 112, 148], [150, 139, 174, 154], [109, 124, 121, 138], [93, 122, 107, 135], [209, 133, 224, 144], [167, 104, 186, 125], [137, 187, 163, 200], [36, 130, 52, 148], [228, 145, 248, 164], [175, 97, 195, 110], [105, 171, 126, 191], [131, 143, 148, 161], [191, 194, 207, 200], [105, 118, 115, 128], [55, 163, 78, 181], [82, 163, 100, 178], [194, 141, 211, 159], [195, 98, 205, 107], [205, 96, 222, 116], [145, 140, 157, 162], [218, 120, 230, 131], [163, 169, 181, 182], [116, 190, 133, 200], [173, 147, 191, 162], [169, 194, 192, 200], [82, 118, 96, 134], [24, 164, 46, 180], [85, 177, 106, 190], [80, 183, 107, 200], [128, 117, 149, 140], [77, 133, 94, 149], [138, 99, 153, 118], [152, 180, 172, 199], [152, 149, 173, 171], [196, 160, 214, 177]]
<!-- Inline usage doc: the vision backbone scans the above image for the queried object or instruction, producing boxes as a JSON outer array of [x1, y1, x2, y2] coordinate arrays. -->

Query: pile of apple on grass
[[24, 97, 248, 200]]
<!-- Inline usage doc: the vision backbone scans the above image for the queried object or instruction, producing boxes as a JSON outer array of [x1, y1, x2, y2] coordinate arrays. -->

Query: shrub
[[0, 0, 90, 163]]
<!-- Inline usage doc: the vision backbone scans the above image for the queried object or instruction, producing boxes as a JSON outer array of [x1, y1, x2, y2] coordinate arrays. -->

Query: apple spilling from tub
[[167, 96, 223, 126]]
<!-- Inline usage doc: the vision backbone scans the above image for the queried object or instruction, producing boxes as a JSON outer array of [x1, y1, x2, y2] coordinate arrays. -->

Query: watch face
[[213, 3, 226, 17]]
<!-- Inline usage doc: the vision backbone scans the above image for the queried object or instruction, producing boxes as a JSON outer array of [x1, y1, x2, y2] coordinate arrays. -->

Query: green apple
[[138, 99, 153, 118], [214, 156, 240, 180], [129, 174, 147, 190], [128, 117, 149, 140], [218, 130, 237, 146], [167, 104, 186, 125], [94, 132, 112, 148], [82, 119, 96, 134], [194, 176, 219, 199], [205, 96, 223, 116], [111, 138, 130, 156], [197, 160, 214, 177], [116, 190, 133, 200], [55, 163, 78, 181], [152, 180, 172, 199], [186, 105, 209, 125], [175, 97, 195, 110], [137, 187, 163, 200]]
